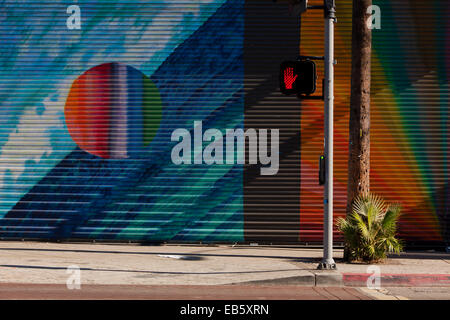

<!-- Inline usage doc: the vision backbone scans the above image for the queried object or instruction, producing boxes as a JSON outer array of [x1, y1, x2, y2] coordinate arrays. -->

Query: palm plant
[[337, 193, 403, 263]]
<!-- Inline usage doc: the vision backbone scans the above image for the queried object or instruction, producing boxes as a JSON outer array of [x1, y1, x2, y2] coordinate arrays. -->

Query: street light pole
[[318, 0, 337, 270]]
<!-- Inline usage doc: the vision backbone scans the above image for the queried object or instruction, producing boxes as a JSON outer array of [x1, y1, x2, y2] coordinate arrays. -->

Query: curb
[[343, 273, 450, 287], [232, 274, 315, 286], [314, 271, 343, 287], [233, 272, 450, 287], [233, 271, 343, 287]]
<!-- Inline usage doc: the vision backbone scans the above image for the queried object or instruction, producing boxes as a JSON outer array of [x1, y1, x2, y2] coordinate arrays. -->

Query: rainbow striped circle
[[64, 62, 162, 159]]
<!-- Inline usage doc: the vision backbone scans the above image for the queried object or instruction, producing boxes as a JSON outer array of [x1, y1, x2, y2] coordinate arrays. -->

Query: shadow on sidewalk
[[0, 247, 322, 264], [0, 264, 312, 275]]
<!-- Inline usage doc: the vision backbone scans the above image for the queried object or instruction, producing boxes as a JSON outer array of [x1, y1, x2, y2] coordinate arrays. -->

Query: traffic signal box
[[279, 60, 316, 95]]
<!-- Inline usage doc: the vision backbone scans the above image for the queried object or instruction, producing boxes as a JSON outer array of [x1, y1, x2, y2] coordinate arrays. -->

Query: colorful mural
[[299, 0, 449, 245], [0, 0, 448, 246], [65, 62, 163, 159], [0, 0, 244, 241]]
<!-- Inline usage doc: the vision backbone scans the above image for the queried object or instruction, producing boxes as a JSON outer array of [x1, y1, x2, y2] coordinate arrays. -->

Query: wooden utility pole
[[346, 0, 372, 260]]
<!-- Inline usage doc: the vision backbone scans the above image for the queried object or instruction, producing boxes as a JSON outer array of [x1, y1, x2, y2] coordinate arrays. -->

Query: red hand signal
[[284, 67, 298, 89]]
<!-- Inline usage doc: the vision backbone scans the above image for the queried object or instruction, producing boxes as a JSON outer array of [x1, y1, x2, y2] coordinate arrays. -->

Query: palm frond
[[351, 211, 371, 241], [340, 192, 403, 263], [352, 196, 368, 217], [382, 203, 401, 235], [369, 193, 388, 220]]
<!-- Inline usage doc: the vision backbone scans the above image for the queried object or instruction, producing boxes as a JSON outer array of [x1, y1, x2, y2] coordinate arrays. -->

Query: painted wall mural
[[0, 0, 448, 246], [65, 62, 163, 159], [0, 0, 244, 241], [298, 0, 449, 245]]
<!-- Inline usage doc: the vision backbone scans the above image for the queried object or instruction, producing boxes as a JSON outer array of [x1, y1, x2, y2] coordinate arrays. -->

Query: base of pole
[[317, 260, 337, 270]]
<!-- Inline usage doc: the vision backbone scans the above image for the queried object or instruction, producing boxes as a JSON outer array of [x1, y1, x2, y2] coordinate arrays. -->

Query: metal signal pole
[[318, 0, 337, 270], [281, 0, 337, 268]]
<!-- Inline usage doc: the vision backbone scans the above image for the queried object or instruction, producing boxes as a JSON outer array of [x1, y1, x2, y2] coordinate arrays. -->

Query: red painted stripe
[[343, 273, 450, 287], [85, 63, 111, 159]]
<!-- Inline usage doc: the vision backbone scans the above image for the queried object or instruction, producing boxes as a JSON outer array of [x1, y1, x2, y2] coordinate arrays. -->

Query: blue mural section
[[0, 0, 228, 217], [0, 0, 244, 241]]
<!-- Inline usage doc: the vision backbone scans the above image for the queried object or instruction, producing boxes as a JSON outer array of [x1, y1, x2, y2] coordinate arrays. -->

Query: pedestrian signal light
[[319, 155, 326, 185], [280, 60, 316, 95]]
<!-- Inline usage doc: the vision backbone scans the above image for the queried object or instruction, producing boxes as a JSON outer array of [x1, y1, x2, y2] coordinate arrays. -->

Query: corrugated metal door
[[0, 0, 246, 242], [298, 0, 449, 247], [0, 0, 448, 246]]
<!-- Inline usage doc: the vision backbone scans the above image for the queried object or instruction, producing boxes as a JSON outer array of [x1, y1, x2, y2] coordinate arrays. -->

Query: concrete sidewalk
[[0, 241, 448, 287]]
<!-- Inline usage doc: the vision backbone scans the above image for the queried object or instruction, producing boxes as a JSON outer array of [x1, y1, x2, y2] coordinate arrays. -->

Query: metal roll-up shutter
[[243, 1, 302, 243], [0, 0, 448, 247], [0, 0, 246, 242], [298, 0, 449, 247]]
